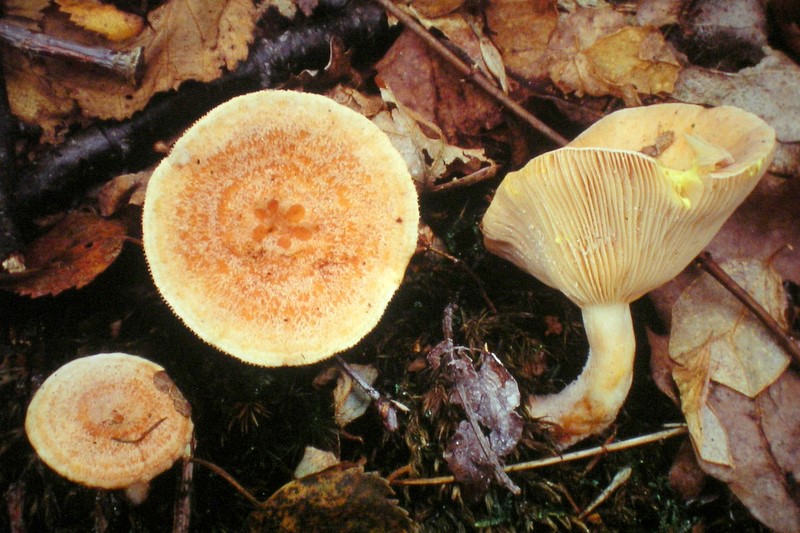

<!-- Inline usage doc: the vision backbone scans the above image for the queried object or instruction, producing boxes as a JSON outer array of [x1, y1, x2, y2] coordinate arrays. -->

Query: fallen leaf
[[96, 170, 153, 216], [485, 0, 558, 82], [670, 260, 790, 400], [249, 464, 413, 532], [330, 85, 497, 192], [547, 6, 680, 104], [293, 447, 339, 479], [7, 211, 127, 298], [332, 363, 378, 427], [4, 0, 258, 139], [56, 0, 145, 42], [375, 29, 503, 145], [653, 259, 800, 532]]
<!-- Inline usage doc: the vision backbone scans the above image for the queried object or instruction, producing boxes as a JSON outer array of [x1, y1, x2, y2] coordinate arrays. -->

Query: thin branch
[[390, 425, 687, 486], [370, 0, 569, 147], [191, 457, 262, 508], [0, 19, 144, 83], [696, 251, 800, 367]]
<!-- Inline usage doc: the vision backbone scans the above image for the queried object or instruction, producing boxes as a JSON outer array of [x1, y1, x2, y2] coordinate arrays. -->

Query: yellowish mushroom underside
[[143, 90, 419, 367], [25, 353, 193, 490]]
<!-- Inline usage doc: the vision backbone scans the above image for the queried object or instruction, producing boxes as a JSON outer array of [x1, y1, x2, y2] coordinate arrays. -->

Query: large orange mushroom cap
[[25, 353, 193, 491], [142, 90, 419, 367]]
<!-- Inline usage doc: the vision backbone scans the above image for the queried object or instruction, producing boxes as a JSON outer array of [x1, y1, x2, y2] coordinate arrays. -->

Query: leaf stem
[[370, 0, 569, 147]]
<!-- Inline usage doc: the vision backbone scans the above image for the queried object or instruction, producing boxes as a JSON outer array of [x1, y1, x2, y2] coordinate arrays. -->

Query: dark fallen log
[[11, 1, 388, 217]]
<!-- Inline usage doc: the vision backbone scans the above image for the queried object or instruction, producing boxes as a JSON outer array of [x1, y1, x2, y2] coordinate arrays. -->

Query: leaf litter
[[651, 259, 800, 532]]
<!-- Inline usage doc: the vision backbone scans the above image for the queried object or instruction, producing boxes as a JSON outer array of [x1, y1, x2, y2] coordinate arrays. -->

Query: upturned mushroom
[[25, 352, 193, 504], [142, 90, 419, 367], [482, 103, 775, 447]]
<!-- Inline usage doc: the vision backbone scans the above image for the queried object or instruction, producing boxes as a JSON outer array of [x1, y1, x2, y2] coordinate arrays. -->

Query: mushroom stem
[[527, 303, 635, 448]]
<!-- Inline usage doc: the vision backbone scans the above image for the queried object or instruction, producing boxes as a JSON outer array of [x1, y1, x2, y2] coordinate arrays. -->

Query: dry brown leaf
[[547, 7, 680, 104], [485, 0, 558, 82], [375, 29, 502, 145], [332, 363, 378, 427], [656, 259, 800, 531], [330, 86, 497, 192], [96, 170, 153, 216], [56, 0, 145, 42], [651, 291, 800, 532], [4, 0, 258, 138], [699, 373, 800, 533], [8, 211, 127, 298], [293, 447, 339, 479], [671, 260, 790, 399], [249, 464, 413, 532]]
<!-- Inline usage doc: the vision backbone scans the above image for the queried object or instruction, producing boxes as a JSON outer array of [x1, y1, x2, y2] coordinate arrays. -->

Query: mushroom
[[482, 103, 775, 447], [25, 352, 193, 504], [142, 90, 419, 367]]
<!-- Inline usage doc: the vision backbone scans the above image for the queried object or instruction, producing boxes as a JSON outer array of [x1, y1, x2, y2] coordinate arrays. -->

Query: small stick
[[578, 465, 632, 519], [191, 457, 262, 508], [370, 0, 569, 147], [391, 425, 687, 486], [0, 19, 144, 83], [696, 252, 800, 367]]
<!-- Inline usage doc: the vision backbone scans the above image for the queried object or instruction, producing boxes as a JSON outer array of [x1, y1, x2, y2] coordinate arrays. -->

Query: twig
[[191, 457, 262, 508], [578, 465, 632, 519], [390, 425, 687, 486], [335, 355, 409, 432], [370, 0, 569, 147], [0, 19, 144, 83], [696, 252, 800, 367]]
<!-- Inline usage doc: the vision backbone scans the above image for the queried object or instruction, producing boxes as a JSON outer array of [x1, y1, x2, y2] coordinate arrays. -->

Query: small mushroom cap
[[142, 90, 419, 367], [483, 104, 775, 307], [25, 353, 193, 490]]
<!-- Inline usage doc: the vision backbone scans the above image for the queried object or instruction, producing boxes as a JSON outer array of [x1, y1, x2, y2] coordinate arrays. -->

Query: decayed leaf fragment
[[547, 6, 680, 103], [249, 464, 413, 532], [6, 211, 127, 298]]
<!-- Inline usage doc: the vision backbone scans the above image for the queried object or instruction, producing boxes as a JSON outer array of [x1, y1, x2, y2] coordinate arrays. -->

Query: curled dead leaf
[[6, 211, 127, 298]]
